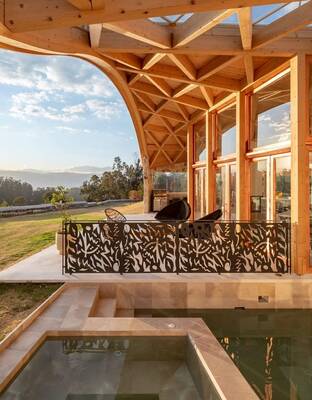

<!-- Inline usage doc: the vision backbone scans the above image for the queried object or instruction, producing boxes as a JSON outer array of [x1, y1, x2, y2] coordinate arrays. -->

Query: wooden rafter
[[102, 19, 171, 48], [139, 100, 186, 124], [5, 0, 295, 32], [253, 1, 312, 49], [131, 81, 209, 110], [98, 25, 312, 57], [89, 24, 102, 48], [168, 54, 197, 81], [100, 51, 141, 69], [173, 83, 197, 98], [244, 55, 254, 84], [143, 54, 166, 70], [117, 63, 241, 91], [200, 86, 214, 108], [173, 9, 235, 47], [237, 7, 252, 50], [197, 55, 240, 81], [146, 76, 172, 97], [67, 0, 106, 10]]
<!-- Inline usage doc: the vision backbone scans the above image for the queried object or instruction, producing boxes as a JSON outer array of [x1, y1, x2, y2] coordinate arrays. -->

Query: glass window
[[194, 120, 206, 162], [251, 160, 267, 221], [216, 166, 226, 218], [153, 172, 187, 192], [309, 154, 312, 264], [216, 104, 236, 156], [230, 164, 236, 220], [194, 168, 207, 219], [275, 156, 291, 222], [251, 73, 290, 148], [310, 64, 312, 136]]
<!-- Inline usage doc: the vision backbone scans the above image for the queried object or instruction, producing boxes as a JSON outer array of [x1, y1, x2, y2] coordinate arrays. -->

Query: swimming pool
[[0, 336, 221, 400], [135, 309, 312, 400]]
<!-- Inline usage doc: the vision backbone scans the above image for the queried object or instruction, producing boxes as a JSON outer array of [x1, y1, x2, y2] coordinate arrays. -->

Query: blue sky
[[0, 50, 139, 171]]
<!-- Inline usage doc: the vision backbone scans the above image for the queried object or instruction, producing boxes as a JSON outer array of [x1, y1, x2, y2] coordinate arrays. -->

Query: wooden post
[[290, 54, 310, 274], [187, 124, 194, 220], [206, 111, 215, 213], [142, 155, 153, 214], [236, 91, 249, 220]]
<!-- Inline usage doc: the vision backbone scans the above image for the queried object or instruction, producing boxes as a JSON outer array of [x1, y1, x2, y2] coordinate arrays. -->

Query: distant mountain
[[0, 166, 111, 188], [66, 166, 110, 174]]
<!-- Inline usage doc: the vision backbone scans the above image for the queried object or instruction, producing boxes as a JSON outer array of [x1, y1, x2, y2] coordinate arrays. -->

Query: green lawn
[[0, 201, 143, 271], [0, 283, 61, 341]]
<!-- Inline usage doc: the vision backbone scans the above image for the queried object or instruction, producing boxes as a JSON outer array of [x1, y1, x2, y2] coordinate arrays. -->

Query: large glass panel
[[275, 156, 291, 222], [194, 120, 206, 162], [310, 154, 312, 264], [310, 64, 312, 136], [251, 73, 290, 148], [230, 164, 236, 220], [251, 160, 267, 221], [216, 166, 226, 218], [216, 104, 236, 157], [153, 172, 187, 192], [194, 168, 207, 219]]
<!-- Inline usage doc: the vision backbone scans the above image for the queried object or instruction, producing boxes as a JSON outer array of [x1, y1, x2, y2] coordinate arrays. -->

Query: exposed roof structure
[[0, 0, 312, 169]]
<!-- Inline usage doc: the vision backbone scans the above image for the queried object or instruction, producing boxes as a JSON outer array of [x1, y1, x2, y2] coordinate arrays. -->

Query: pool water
[[135, 309, 312, 400], [0, 336, 220, 400]]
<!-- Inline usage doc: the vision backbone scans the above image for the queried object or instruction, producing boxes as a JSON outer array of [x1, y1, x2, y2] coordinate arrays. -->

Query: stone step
[[92, 298, 117, 317], [115, 309, 135, 317]]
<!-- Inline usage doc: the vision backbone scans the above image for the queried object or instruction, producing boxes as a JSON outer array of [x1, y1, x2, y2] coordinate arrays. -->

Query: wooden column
[[290, 54, 310, 274], [142, 155, 153, 213], [187, 124, 194, 220], [206, 111, 215, 213], [236, 91, 249, 220]]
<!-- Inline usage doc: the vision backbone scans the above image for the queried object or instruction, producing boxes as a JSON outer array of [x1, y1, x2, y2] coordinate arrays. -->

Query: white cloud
[[0, 50, 127, 126], [10, 91, 123, 123], [10, 91, 80, 122], [56, 126, 93, 134], [62, 103, 86, 115], [85, 99, 122, 120], [258, 109, 290, 143], [0, 53, 115, 98]]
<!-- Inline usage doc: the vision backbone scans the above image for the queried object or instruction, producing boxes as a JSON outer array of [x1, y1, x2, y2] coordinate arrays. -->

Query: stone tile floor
[[0, 212, 309, 282], [0, 242, 310, 282], [0, 284, 258, 400]]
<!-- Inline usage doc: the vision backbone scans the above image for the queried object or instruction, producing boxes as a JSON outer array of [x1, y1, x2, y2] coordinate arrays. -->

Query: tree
[[13, 196, 26, 206], [0, 177, 33, 205], [81, 175, 102, 202], [50, 186, 73, 208], [50, 186, 74, 223], [81, 157, 143, 202]]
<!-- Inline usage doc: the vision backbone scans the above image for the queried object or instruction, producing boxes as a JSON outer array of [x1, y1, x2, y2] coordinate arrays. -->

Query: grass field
[[0, 283, 61, 341], [0, 201, 143, 271]]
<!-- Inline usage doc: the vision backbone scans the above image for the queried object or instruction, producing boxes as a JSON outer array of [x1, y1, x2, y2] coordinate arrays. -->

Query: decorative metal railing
[[63, 220, 291, 274]]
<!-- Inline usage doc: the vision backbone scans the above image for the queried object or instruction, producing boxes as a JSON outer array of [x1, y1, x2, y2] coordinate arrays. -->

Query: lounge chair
[[155, 199, 191, 222], [179, 209, 223, 238], [105, 208, 127, 222]]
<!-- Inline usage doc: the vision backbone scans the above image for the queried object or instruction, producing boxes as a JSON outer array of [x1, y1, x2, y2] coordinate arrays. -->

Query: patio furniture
[[155, 199, 191, 222], [196, 209, 222, 222], [179, 209, 223, 238], [105, 208, 127, 222]]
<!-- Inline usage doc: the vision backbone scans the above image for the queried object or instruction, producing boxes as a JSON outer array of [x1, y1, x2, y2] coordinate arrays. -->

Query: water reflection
[[136, 309, 312, 400]]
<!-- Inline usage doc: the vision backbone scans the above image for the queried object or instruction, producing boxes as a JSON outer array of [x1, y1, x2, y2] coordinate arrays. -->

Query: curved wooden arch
[[0, 1, 312, 170], [0, 29, 148, 163]]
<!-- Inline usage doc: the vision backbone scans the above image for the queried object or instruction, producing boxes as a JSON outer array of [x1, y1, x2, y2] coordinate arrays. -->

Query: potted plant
[[50, 186, 73, 255]]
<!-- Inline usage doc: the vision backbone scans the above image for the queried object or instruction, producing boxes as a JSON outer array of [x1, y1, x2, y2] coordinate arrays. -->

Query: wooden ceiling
[[0, 0, 312, 170]]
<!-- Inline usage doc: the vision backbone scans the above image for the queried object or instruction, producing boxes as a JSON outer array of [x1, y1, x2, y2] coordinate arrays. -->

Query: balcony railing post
[[119, 222, 124, 275], [175, 222, 180, 275]]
